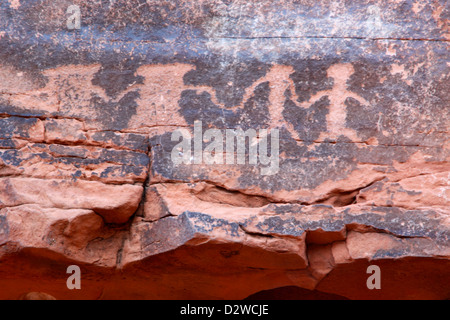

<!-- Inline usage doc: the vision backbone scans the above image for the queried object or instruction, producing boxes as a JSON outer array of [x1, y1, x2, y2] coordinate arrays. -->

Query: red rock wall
[[0, 0, 449, 300]]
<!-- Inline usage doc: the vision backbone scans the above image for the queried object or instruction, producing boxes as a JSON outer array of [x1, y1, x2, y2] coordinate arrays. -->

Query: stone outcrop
[[0, 0, 449, 300]]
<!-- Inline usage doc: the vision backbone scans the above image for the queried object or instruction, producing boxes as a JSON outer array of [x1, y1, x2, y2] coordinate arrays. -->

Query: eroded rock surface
[[0, 0, 449, 300]]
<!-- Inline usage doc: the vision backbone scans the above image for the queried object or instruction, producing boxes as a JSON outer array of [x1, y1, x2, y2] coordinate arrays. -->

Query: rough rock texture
[[0, 0, 449, 300]]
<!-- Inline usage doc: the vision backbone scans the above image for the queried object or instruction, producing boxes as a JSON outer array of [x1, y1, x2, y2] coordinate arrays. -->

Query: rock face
[[0, 0, 449, 300]]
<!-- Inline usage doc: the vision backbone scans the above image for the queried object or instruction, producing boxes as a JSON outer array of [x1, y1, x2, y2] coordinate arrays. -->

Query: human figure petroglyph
[[183, 63, 368, 144]]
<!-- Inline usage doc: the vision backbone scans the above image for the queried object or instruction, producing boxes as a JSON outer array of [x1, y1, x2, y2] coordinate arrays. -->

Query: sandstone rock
[[18, 292, 56, 300], [0, 178, 143, 224], [0, 0, 448, 300], [357, 173, 450, 208]]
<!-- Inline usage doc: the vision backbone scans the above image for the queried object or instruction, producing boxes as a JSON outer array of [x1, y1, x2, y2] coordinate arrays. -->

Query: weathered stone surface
[[0, 177, 143, 223], [0, 0, 448, 300]]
